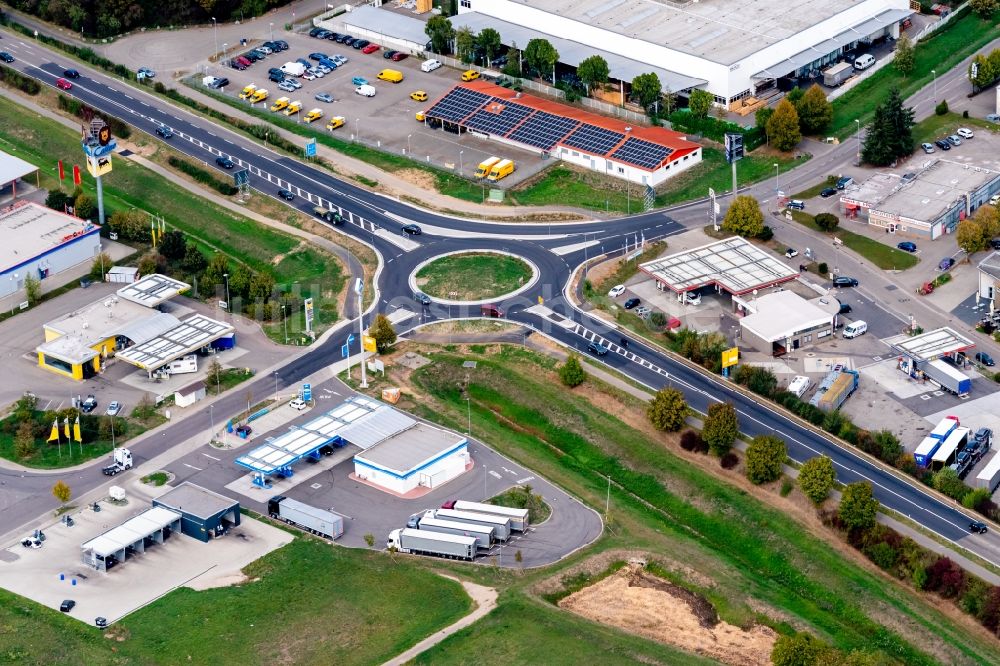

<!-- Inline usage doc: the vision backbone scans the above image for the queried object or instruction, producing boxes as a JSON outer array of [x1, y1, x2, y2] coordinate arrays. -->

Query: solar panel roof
[[463, 101, 533, 136], [562, 124, 625, 154], [508, 112, 580, 149], [425, 87, 490, 122], [610, 137, 673, 169]]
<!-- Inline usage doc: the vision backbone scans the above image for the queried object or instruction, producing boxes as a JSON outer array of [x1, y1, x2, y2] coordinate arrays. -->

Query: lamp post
[[773, 162, 779, 193], [273, 371, 279, 402], [854, 119, 861, 165], [282, 304, 288, 343], [355, 278, 367, 388], [209, 403, 215, 441], [222, 272, 231, 313], [211, 18, 218, 65], [466, 396, 471, 435], [407, 133, 412, 155], [931, 69, 937, 101], [269, 22, 274, 42], [355, 117, 360, 141], [459, 150, 464, 175]]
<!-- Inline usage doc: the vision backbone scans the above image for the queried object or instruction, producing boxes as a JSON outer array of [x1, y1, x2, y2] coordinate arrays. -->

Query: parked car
[[307, 66, 325, 78], [362, 43, 380, 54], [209, 76, 229, 88], [973, 427, 993, 451], [268, 71, 285, 83], [383, 49, 398, 59], [684, 291, 702, 305], [332, 54, 349, 66], [277, 188, 295, 201], [838, 302, 852, 314], [624, 297, 640, 309], [785, 248, 798, 258], [587, 341, 609, 356], [301, 71, 316, 81], [286, 78, 302, 90], [921, 142, 935, 154], [355, 84, 376, 97], [947, 135, 962, 147], [309, 52, 328, 61], [326, 32, 342, 42], [836, 176, 853, 189], [422, 58, 443, 72], [274, 40, 289, 51], [992, 238, 1000, 250], [60, 600, 76, 613], [326, 116, 345, 130], [969, 521, 989, 534], [353, 39, 370, 49], [315, 92, 334, 103], [934, 139, 951, 150], [833, 276, 859, 287], [138, 67, 155, 78], [278, 80, 297, 93], [235, 425, 252, 437], [987, 114, 1000, 123], [938, 257, 955, 270], [155, 126, 173, 139], [81, 395, 98, 413], [309, 27, 324, 37], [410, 90, 428, 102], [337, 34, 353, 44], [289, 398, 307, 410], [352, 76, 369, 86], [215, 156, 235, 169], [461, 69, 480, 81], [608, 284, 626, 298], [820, 187, 838, 198], [63, 69, 80, 79], [0, 52, 14, 63], [391, 52, 408, 62], [786, 199, 805, 210], [402, 223, 422, 235], [956, 127, 974, 139], [105, 401, 122, 416], [55, 78, 73, 90], [896, 241, 917, 252], [975, 351, 995, 366], [229, 58, 247, 70]]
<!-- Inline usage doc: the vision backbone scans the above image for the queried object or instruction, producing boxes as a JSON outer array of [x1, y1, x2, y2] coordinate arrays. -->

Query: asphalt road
[[0, 31, 998, 568]]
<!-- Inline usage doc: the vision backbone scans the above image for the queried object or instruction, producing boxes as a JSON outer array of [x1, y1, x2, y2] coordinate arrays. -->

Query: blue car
[[896, 241, 917, 253], [352, 76, 368, 86]]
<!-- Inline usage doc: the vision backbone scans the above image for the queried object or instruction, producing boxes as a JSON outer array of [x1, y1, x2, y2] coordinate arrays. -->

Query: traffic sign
[[303, 384, 312, 402], [305, 139, 317, 158]]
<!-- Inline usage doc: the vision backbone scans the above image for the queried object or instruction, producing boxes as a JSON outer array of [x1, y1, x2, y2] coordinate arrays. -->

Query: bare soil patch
[[393, 168, 438, 192], [560, 564, 777, 666]]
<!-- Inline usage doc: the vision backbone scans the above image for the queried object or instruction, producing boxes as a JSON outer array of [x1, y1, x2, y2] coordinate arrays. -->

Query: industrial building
[[0, 200, 102, 300], [152, 483, 241, 542], [80, 507, 182, 572], [353, 422, 469, 496], [841, 160, 1000, 240], [977, 252, 1000, 305], [422, 81, 702, 185], [639, 236, 798, 298], [0, 149, 39, 202], [35, 273, 234, 381], [734, 290, 837, 356]]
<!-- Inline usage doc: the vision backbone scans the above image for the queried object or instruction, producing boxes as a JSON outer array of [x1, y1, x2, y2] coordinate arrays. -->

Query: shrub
[[647, 388, 687, 432], [558, 354, 586, 387], [925, 557, 966, 598], [935, 99, 949, 115], [745, 434, 786, 484], [839, 482, 879, 531], [167, 155, 238, 195], [798, 456, 836, 504], [814, 213, 839, 231], [0, 64, 41, 94], [932, 468, 971, 502], [679, 429, 705, 452], [780, 477, 794, 497], [702, 402, 739, 456], [649, 312, 667, 328], [817, 262, 829, 275], [45, 190, 71, 212], [756, 225, 774, 241], [864, 541, 900, 571], [719, 452, 739, 469]]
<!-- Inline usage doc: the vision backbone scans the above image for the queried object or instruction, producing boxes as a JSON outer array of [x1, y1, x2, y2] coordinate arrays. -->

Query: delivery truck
[[434, 508, 511, 541], [475, 156, 501, 179], [414, 515, 494, 550], [267, 495, 344, 540], [487, 159, 515, 182], [975, 451, 1000, 492], [386, 528, 476, 560], [448, 500, 530, 532], [913, 415, 960, 467], [922, 359, 971, 396], [809, 368, 859, 412], [823, 62, 853, 87]]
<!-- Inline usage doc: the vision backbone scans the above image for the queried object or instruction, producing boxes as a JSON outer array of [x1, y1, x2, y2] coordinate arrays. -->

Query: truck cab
[[102, 448, 133, 476]]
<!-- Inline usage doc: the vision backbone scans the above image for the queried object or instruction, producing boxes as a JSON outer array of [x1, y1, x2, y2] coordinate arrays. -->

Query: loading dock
[[152, 483, 240, 542], [80, 507, 181, 572]]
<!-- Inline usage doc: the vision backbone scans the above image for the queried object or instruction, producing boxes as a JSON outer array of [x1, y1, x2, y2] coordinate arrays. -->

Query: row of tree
[[956, 203, 1000, 256], [969, 45, 1000, 90], [754, 84, 834, 151]]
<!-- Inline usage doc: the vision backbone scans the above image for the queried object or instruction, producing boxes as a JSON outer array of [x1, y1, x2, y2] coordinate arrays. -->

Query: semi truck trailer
[[809, 368, 859, 412], [823, 62, 853, 87], [448, 500, 530, 532], [434, 508, 511, 541], [267, 496, 344, 540], [386, 528, 476, 560], [413, 515, 494, 550], [922, 359, 971, 396]]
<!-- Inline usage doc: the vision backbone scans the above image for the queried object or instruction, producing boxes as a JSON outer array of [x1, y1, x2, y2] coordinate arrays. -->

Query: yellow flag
[[63, 417, 70, 438], [362, 335, 377, 353], [47, 420, 59, 442], [73, 416, 82, 443]]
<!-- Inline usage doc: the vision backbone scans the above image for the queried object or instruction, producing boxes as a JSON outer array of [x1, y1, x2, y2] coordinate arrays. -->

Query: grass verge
[[912, 111, 1000, 145], [416, 252, 532, 300], [488, 485, 552, 524], [788, 211, 919, 270]]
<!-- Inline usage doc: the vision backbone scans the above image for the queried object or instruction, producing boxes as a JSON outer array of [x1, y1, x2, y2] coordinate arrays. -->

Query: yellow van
[[303, 108, 324, 123], [475, 156, 501, 179], [487, 158, 515, 182], [326, 116, 345, 131], [250, 88, 269, 103], [270, 96, 290, 112], [283, 100, 302, 116], [377, 69, 404, 83], [239, 83, 257, 99], [461, 70, 480, 82], [415, 110, 426, 122]]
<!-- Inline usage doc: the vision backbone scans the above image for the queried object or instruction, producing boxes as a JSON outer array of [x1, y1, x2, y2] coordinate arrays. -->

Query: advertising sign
[[721, 347, 740, 368], [362, 335, 377, 353], [86, 154, 113, 178], [304, 297, 314, 333]]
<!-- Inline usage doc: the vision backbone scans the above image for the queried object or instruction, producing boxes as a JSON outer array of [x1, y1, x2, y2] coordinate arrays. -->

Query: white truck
[[280, 62, 306, 77], [267, 496, 344, 539], [386, 528, 476, 561], [102, 448, 133, 476], [413, 514, 494, 550], [154, 354, 198, 379], [433, 508, 512, 541], [449, 500, 530, 532]]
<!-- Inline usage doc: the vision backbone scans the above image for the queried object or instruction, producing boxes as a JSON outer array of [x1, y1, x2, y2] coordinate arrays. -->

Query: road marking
[[202, 453, 221, 461], [516, 475, 535, 484], [183, 463, 203, 471], [488, 470, 503, 479]]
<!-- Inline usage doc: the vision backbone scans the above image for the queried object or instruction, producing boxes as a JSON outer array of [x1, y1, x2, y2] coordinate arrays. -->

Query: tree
[[935, 99, 949, 116], [786, 86, 805, 107], [203, 252, 230, 294], [688, 89, 713, 118], [107, 209, 150, 242], [861, 88, 914, 166], [74, 193, 96, 220], [766, 98, 802, 151], [722, 195, 764, 238], [771, 632, 832, 666], [425, 15, 455, 55], [182, 244, 208, 274], [52, 480, 72, 504], [45, 189, 70, 212], [970, 0, 999, 18], [476, 28, 502, 66], [159, 229, 186, 261], [894, 36, 915, 76], [558, 354, 586, 387], [502, 42, 522, 77], [814, 212, 839, 232], [248, 271, 275, 302], [208, 357, 223, 395], [14, 420, 35, 459], [455, 26, 476, 64], [798, 456, 836, 504], [755, 106, 774, 131], [89, 252, 112, 281], [228, 263, 254, 300], [796, 84, 833, 135], [955, 205, 999, 256], [839, 481, 879, 531], [647, 388, 687, 432], [24, 275, 41, 306], [702, 402, 739, 456], [370, 313, 397, 353], [137, 251, 165, 276], [524, 38, 559, 83], [745, 434, 786, 484], [577, 55, 609, 94], [631, 72, 662, 110]]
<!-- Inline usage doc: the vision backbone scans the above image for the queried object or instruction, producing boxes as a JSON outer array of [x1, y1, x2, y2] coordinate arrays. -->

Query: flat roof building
[[734, 290, 835, 356], [0, 200, 102, 300], [977, 251, 1000, 306], [842, 160, 1000, 240], [81, 507, 182, 572], [354, 422, 469, 496], [152, 483, 241, 542], [0, 149, 39, 202]]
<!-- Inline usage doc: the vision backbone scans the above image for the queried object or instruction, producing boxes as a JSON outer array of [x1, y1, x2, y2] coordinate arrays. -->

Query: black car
[[336, 33, 353, 43], [969, 521, 988, 534], [838, 302, 852, 314], [216, 156, 235, 169], [975, 351, 995, 366], [934, 139, 951, 151], [973, 427, 993, 450], [243, 51, 261, 62], [587, 341, 609, 356], [315, 29, 331, 39], [236, 425, 252, 437], [60, 600, 76, 613], [268, 71, 285, 83], [277, 188, 295, 201], [833, 276, 859, 287], [624, 297, 640, 309], [309, 26, 324, 37], [274, 40, 289, 51], [81, 394, 97, 413], [992, 239, 1000, 250], [211, 76, 230, 88], [63, 69, 80, 79], [229, 59, 246, 70], [326, 32, 343, 41], [820, 187, 837, 198], [414, 292, 431, 305], [352, 39, 370, 49], [896, 241, 917, 252], [402, 223, 422, 235], [268, 67, 284, 77], [384, 49, 398, 59], [0, 52, 14, 63], [836, 176, 853, 190], [155, 126, 173, 139]]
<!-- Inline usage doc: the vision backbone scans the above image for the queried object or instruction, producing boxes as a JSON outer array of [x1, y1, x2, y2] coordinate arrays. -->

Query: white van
[[421, 59, 442, 73], [853, 54, 875, 71], [843, 321, 868, 339]]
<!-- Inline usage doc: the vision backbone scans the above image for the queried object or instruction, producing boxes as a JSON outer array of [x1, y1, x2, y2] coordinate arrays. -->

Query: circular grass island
[[415, 251, 534, 302]]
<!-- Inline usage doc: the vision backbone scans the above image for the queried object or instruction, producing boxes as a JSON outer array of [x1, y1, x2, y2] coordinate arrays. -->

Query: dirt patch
[[393, 168, 438, 192], [560, 564, 777, 666], [271, 240, 307, 266], [531, 550, 716, 599]]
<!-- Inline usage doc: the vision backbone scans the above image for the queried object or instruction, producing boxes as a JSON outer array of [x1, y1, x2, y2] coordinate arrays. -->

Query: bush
[[818, 262, 829, 275], [558, 354, 586, 387], [679, 429, 706, 452], [719, 452, 739, 469], [45, 190, 71, 212], [733, 365, 777, 398], [814, 213, 839, 231], [756, 225, 774, 241], [167, 155, 238, 195], [745, 434, 786, 484], [798, 456, 836, 504], [839, 482, 879, 531], [932, 468, 971, 503], [935, 99, 949, 115], [648, 312, 667, 328], [702, 402, 739, 456], [924, 557, 966, 598], [57, 95, 131, 138], [0, 64, 42, 94], [864, 541, 900, 571], [647, 388, 687, 432]]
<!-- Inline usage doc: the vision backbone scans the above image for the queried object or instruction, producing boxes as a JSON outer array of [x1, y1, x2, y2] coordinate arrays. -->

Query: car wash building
[[152, 482, 241, 542]]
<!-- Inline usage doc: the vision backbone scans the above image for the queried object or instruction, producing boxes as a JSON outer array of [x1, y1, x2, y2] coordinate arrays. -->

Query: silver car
[[315, 92, 334, 103], [307, 66, 325, 78]]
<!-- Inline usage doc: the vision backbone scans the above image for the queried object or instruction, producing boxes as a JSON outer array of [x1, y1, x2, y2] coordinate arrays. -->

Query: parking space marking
[[183, 463, 203, 471], [202, 453, 221, 461]]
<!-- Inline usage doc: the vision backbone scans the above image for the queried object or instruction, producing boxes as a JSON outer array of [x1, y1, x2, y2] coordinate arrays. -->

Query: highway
[[0, 30, 997, 567]]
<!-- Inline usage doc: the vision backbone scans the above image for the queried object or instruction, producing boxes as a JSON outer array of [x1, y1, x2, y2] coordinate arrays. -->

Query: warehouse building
[[455, 0, 911, 106], [734, 290, 837, 356], [0, 149, 39, 202], [0, 200, 102, 300], [841, 160, 1000, 240], [152, 483, 241, 542], [422, 81, 701, 185], [353, 422, 469, 496], [80, 507, 182, 572]]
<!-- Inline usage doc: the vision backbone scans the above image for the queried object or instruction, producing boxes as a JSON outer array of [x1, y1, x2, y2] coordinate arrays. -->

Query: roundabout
[[410, 250, 539, 305]]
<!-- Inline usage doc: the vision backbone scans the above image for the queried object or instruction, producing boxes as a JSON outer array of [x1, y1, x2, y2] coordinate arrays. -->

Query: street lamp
[[407, 133, 412, 155], [211, 17, 218, 65], [209, 403, 216, 440], [354, 278, 367, 389], [222, 272, 231, 313], [854, 119, 861, 165], [459, 150, 464, 175], [282, 304, 288, 343], [273, 371, 279, 402], [773, 163, 779, 194], [269, 22, 274, 42], [355, 117, 360, 141], [931, 69, 937, 101]]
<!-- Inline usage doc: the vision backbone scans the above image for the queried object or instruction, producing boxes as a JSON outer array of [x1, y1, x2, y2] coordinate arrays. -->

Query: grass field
[[405, 347, 998, 664], [0, 538, 471, 665], [829, 10, 1000, 137], [416, 252, 532, 300], [912, 111, 1000, 145], [788, 211, 919, 270]]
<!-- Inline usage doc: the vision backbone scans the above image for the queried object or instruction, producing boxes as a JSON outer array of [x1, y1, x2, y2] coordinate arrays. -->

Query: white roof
[[978, 251, 1000, 281], [115, 313, 234, 370], [976, 451, 1000, 481], [342, 5, 429, 45], [932, 427, 969, 463], [355, 422, 467, 475], [891, 327, 974, 362], [0, 201, 100, 274], [81, 507, 181, 557], [116, 273, 190, 307], [0, 149, 37, 184], [300, 395, 415, 450], [640, 237, 797, 295], [740, 291, 833, 342]]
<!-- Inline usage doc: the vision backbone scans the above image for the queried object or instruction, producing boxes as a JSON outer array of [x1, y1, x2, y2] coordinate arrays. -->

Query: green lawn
[[416, 252, 532, 300], [488, 486, 552, 523], [408, 348, 998, 664], [830, 10, 1000, 137], [789, 211, 919, 270], [912, 111, 1000, 145], [0, 538, 471, 665]]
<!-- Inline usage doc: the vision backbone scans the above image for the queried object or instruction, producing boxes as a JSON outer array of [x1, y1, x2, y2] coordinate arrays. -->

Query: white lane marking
[[202, 453, 221, 461], [183, 463, 203, 471]]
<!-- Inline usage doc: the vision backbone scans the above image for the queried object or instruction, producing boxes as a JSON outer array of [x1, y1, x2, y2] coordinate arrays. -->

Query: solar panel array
[[508, 112, 580, 150], [563, 124, 626, 155], [425, 87, 491, 123], [610, 137, 673, 169], [464, 101, 533, 136]]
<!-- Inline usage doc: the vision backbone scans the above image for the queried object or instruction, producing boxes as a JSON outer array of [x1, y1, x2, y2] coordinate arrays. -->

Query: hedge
[[0, 64, 41, 95], [166, 155, 238, 196]]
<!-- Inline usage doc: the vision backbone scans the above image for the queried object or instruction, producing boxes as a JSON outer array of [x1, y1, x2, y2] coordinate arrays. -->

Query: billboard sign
[[721, 347, 740, 368], [304, 297, 314, 332]]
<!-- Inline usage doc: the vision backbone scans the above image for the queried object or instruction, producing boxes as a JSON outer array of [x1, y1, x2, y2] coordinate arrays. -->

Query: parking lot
[[194, 29, 551, 186]]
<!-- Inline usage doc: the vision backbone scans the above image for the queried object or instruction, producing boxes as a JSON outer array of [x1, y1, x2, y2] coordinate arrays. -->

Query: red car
[[391, 52, 408, 62], [55, 78, 72, 90], [361, 43, 380, 54]]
